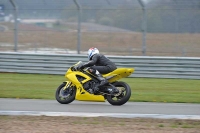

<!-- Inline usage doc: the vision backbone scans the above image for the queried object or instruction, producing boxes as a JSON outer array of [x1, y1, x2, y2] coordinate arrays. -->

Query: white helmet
[[87, 47, 99, 60]]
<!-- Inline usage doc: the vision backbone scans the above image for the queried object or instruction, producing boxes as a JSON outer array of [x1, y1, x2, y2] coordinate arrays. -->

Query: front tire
[[106, 81, 131, 106], [55, 82, 76, 104]]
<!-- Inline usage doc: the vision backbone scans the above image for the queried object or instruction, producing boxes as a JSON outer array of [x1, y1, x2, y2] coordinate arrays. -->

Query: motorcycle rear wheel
[[106, 81, 131, 106], [55, 82, 76, 104]]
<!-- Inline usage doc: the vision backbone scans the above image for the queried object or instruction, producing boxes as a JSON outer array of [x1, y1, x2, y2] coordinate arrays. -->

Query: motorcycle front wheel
[[55, 82, 76, 104], [106, 81, 131, 106]]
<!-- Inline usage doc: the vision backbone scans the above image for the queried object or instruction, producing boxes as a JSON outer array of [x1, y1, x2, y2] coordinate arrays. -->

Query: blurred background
[[0, 0, 200, 57]]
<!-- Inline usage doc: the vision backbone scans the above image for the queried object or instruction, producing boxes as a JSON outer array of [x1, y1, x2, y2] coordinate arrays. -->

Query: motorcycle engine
[[83, 80, 96, 92]]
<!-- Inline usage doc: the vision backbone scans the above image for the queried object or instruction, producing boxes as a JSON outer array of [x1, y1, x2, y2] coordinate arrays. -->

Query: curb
[[1, 111, 200, 120]]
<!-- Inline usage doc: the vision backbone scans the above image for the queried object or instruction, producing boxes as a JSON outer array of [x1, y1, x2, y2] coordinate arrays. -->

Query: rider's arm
[[83, 54, 99, 67]]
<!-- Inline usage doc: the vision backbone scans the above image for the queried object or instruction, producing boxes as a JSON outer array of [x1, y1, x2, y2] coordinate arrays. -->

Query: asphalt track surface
[[0, 98, 200, 119]]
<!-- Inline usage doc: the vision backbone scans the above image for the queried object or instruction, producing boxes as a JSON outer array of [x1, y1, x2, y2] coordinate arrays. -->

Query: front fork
[[63, 81, 72, 90]]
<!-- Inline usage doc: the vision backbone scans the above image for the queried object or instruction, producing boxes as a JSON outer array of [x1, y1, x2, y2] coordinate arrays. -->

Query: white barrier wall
[[0, 52, 200, 79]]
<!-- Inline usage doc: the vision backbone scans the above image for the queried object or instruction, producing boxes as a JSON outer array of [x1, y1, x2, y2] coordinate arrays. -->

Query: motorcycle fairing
[[65, 69, 105, 102], [103, 68, 134, 83], [65, 70, 91, 85], [75, 86, 105, 102]]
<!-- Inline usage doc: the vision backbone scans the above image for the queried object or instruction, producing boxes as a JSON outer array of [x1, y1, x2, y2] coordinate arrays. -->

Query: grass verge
[[0, 73, 199, 103]]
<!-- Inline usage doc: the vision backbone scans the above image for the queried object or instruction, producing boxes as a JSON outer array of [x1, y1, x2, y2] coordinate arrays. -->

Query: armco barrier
[[0, 52, 200, 79]]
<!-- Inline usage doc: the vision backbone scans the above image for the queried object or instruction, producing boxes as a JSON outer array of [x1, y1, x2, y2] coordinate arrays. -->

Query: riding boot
[[93, 74, 108, 94], [87, 68, 108, 94], [96, 75, 108, 87]]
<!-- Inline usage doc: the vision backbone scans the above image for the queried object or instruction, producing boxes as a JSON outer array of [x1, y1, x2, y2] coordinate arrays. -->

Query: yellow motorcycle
[[55, 61, 134, 106]]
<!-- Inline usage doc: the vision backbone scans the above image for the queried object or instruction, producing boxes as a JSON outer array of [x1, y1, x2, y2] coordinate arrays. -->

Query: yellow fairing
[[75, 86, 105, 102], [65, 68, 105, 102], [103, 68, 134, 83]]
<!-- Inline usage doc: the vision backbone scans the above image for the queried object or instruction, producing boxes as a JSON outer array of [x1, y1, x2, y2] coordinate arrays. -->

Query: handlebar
[[71, 66, 85, 73]]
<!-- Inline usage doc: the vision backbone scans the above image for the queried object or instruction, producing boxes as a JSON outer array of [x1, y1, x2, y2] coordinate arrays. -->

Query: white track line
[[0, 111, 200, 120]]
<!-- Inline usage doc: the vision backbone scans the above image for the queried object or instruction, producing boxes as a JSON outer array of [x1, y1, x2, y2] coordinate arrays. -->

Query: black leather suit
[[83, 54, 117, 74]]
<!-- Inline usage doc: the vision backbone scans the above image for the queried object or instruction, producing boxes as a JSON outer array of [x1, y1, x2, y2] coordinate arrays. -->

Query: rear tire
[[106, 81, 131, 106], [55, 82, 76, 104]]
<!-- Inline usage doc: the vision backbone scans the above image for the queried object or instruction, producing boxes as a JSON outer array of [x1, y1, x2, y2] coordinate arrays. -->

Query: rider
[[78, 47, 117, 93]]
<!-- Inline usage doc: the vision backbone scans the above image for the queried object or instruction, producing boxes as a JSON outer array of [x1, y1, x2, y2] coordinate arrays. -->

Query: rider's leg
[[88, 67, 108, 85], [88, 67, 109, 93], [94, 70, 108, 87]]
